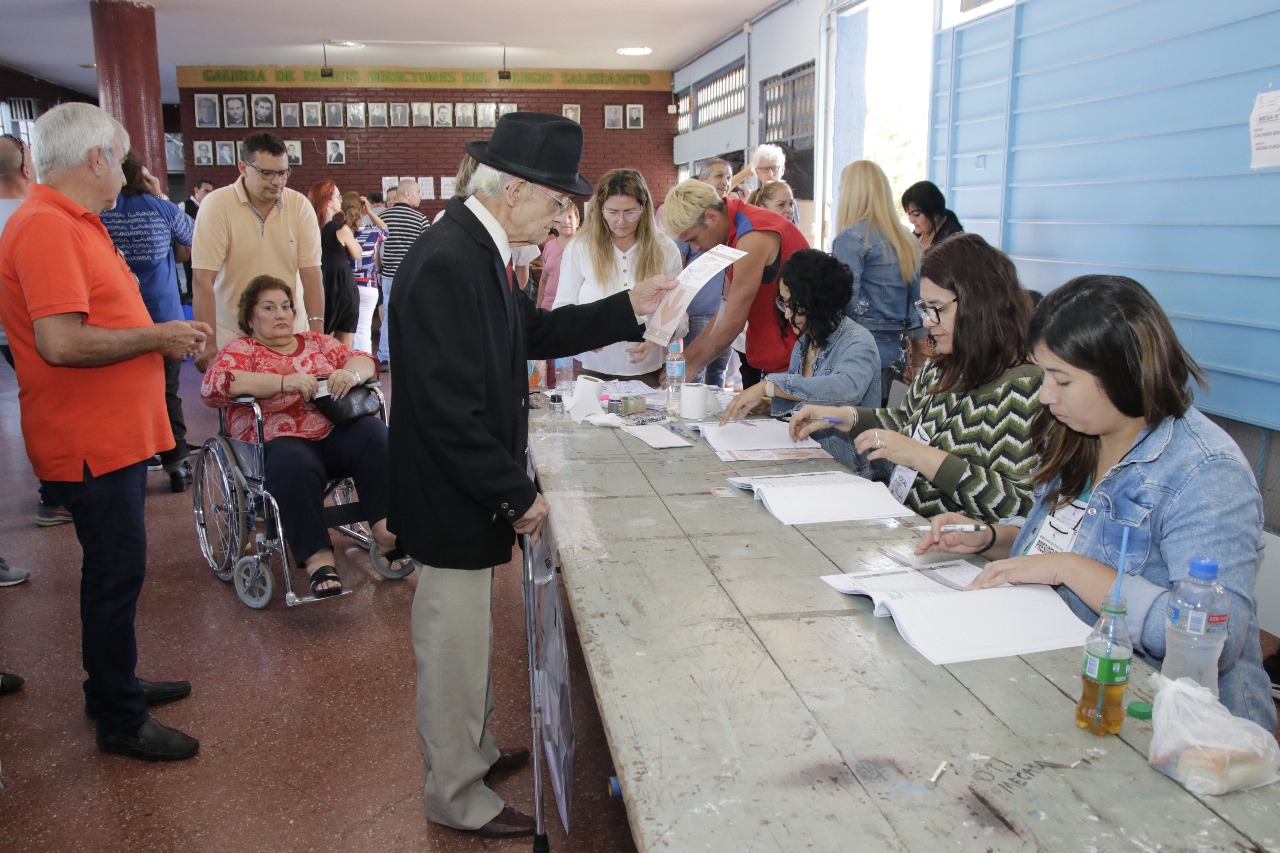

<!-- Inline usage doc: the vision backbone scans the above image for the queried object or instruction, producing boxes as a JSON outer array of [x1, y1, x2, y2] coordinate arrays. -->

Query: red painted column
[[90, 0, 167, 192]]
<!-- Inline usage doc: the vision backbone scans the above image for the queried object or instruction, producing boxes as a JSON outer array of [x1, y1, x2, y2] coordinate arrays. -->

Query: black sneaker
[[147, 455, 163, 471]]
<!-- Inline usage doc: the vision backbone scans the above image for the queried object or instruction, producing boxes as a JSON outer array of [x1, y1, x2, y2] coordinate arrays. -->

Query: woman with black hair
[[901, 180, 964, 249], [721, 249, 880, 476], [917, 275, 1274, 731], [791, 234, 1042, 520]]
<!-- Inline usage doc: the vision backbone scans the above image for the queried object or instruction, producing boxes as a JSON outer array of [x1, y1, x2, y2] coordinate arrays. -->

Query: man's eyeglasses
[[245, 162, 291, 182], [528, 182, 572, 213], [914, 297, 957, 325], [1, 134, 24, 172]]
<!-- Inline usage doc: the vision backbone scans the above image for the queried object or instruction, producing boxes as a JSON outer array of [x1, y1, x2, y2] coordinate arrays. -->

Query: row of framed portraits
[[193, 94, 647, 130], [191, 139, 350, 167]]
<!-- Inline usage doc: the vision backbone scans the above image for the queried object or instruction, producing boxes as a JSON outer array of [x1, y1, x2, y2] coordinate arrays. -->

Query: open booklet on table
[[726, 470, 912, 524], [821, 560, 1092, 665]]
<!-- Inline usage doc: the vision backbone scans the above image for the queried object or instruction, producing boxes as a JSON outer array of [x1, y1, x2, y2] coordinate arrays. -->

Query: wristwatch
[[763, 378, 775, 399]]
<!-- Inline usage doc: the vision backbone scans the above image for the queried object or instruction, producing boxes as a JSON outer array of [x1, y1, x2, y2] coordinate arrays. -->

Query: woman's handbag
[[312, 379, 381, 427]]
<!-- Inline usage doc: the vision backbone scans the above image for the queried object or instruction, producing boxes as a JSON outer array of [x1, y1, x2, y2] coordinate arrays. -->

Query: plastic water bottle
[[1163, 557, 1229, 696], [1075, 597, 1132, 736], [554, 357, 574, 400], [548, 392, 564, 418], [665, 341, 685, 417]]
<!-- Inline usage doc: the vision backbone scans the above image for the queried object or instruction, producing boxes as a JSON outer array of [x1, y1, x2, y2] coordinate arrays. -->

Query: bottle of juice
[[1075, 597, 1132, 735]]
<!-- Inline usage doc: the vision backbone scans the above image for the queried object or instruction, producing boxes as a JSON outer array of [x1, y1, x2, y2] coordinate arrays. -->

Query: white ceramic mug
[[680, 383, 709, 420]]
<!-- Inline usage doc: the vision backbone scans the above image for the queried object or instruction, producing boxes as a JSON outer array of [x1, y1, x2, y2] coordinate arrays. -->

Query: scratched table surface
[[528, 411, 1280, 852]]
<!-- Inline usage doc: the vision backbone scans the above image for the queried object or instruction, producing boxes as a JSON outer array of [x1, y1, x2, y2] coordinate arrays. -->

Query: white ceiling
[[0, 0, 775, 103]]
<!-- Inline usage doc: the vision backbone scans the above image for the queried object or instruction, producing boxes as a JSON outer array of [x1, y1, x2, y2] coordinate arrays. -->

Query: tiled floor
[[0, 362, 637, 852]]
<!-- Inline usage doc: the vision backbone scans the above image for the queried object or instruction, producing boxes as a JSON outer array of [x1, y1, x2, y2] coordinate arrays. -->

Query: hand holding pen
[[914, 512, 998, 557], [788, 404, 855, 441]]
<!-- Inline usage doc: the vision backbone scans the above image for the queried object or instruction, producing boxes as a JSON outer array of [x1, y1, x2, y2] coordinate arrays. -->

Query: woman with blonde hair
[[306, 180, 361, 346], [831, 160, 923, 402], [747, 180, 797, 223], [340, 191, 386, 353], [553, 168, 682, 386]]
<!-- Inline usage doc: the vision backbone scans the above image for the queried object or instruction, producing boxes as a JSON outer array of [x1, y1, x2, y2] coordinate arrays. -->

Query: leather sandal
[[307, 565, 343, 598]]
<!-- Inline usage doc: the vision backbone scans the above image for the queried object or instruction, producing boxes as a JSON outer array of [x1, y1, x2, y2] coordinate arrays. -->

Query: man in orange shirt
[[0, 103, 210, 761]]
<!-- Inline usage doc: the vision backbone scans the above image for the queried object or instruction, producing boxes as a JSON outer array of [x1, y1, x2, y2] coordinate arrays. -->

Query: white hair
[[33, 103, 129, 179], [469, 163, 519, 200], [752, 143, 785, 169]]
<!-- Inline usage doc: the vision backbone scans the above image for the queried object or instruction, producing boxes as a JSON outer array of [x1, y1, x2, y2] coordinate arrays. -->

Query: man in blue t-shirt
[[99, 152, 196, 492]]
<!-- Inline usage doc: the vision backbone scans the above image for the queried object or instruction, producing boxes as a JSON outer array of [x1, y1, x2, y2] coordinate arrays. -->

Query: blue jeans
[[44, 461, 150, 735], [378, 274, 394, 363], [685, 314, 730, 388]]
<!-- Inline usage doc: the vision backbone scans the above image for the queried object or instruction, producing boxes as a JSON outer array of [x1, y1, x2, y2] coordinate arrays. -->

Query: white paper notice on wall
[[440, 177, 456, 199], [1250, 91, 1280, 169], [418, 177, 435, 200], [382, 176, 399, 194]]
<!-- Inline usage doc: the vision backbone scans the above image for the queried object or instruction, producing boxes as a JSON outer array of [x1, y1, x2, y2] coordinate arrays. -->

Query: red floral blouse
[[200, 333, 375, 442]]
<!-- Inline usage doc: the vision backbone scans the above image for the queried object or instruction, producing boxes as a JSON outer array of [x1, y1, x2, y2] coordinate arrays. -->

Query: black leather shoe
[[85, 679, 191, 719], [0, 672, 24, 695], [487, 746, 530, 777], [97, 717, 199, 761], [475, 804, 535, 839], [168, 462, 192, 493]]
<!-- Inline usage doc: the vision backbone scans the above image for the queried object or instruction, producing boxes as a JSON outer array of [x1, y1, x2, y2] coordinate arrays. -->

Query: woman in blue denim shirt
[[920, 276, 1275, 730], [831, 160, 923, 403], [720, 250, 880, 476]]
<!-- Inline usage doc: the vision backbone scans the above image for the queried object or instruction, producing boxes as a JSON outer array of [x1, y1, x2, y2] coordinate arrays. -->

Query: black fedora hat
[[465, 112, 594, 197]]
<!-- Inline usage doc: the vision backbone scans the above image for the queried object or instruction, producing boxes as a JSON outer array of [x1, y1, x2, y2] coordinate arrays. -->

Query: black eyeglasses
[[244, 162, 291, 182], [914, 297, 957, 325], [774, 295, 804, 315], [1, 134, 24, 172]]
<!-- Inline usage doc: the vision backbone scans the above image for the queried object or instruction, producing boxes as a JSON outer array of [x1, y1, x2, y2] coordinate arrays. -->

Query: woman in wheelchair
[[200, 274, 401, 597]]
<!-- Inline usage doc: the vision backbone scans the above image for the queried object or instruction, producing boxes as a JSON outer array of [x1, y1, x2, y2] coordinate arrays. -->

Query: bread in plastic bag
[[1147, 672, 1280, 796]]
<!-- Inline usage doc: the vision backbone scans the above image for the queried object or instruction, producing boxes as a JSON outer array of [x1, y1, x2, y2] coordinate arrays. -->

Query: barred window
[[675, 62, 746, 135], [760, 62, 815, 151]]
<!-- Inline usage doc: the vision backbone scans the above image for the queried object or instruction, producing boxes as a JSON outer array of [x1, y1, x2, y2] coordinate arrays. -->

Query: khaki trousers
[[411, 562, 504, 829]]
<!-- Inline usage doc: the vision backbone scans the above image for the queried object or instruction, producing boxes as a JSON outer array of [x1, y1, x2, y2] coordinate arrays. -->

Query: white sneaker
[[0, 560, 30, 587]]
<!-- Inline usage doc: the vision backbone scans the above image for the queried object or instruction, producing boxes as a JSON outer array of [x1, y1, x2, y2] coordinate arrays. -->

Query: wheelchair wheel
[[369, 542, 416, 580], [233, 555, 273, 609], [193, 437, 248, 582]]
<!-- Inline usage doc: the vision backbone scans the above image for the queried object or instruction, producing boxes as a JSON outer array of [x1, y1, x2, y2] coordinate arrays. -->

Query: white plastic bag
[[1147, 673, 1280, 796]]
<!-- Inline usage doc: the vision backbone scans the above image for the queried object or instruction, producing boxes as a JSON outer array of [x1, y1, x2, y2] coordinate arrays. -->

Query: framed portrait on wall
[[251, 94, 276, 127], [325, 102, 344, 127], [326, 139, 346, 165], [215, 140, 236, 166], [604, 105, 622, 129], [346, 103, 366, 128], [194, 94, 219, 128], [561, 104, 581, 124], [368, 102, 388, 128], [193, 140, 213, 166], [455, 103, 475, 127], [625, 104, 644, 130], [477, 102, 497, 128], [433, 103, 453, 127], [284, 140, 302, 166], [303, 102, 322, 127], [279, 102, 300, 127], [390, 103, 410, 127], [498, 103, 518, 117], [412, 102, 432, 127], [223, 94, 248, 128]]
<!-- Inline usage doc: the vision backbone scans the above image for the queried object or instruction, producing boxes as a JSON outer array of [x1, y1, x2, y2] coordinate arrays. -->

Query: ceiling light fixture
[[498, 43, 512, 81], [78, 63, 96, 69], [616, 47, 652, 56], [325, 39, 365, 49]]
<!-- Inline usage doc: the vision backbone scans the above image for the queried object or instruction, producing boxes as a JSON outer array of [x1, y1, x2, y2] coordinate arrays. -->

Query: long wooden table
[[528, 411, 1280, 851]]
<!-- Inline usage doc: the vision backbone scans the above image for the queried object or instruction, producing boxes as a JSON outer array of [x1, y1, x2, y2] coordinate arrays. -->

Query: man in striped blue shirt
[[377, 178, 429, 368]]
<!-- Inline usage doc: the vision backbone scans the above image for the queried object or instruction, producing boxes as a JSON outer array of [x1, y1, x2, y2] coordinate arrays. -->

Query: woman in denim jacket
[[920, 275, 1275, 730], [721, 250, 880, 477]]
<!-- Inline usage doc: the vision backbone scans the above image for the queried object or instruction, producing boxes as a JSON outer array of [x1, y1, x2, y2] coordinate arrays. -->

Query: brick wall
[[178, 85, 677, 215]]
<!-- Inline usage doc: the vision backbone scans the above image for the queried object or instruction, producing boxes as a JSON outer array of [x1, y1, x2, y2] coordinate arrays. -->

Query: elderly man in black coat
[[387, 113, 675, 839]]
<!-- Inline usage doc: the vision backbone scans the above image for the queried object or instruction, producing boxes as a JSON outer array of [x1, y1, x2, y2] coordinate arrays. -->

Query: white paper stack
[[727, 471, 912, 525], [821, 562, 1092, 665]]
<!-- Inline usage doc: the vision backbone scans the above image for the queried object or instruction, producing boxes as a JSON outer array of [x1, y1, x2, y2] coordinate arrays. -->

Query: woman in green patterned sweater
[[791, 234, 1041, 521]]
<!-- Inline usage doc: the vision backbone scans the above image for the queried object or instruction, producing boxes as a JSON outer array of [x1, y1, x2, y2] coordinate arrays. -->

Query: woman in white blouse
[[553, 168, 683, 387]]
